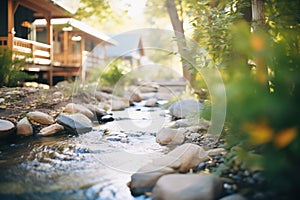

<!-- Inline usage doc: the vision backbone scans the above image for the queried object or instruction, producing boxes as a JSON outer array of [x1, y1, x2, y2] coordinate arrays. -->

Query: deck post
[[7, 0, 14, 49], [46, 16, 53, 86], [80, 36, 85, 83], [63, 30, 68, 66]]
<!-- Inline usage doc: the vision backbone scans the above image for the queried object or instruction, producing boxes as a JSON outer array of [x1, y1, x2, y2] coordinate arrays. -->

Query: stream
[[0, 101, 171, 200]]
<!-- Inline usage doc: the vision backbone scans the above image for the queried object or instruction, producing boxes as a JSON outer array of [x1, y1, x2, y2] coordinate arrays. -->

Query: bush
[[101, 64, 123, 85], [224, 15, 300, 200], [189, 0, 300, 198], [0, 47, 30, 87]]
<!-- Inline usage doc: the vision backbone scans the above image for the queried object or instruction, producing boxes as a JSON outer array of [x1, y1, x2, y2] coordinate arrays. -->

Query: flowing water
[[0, 101, 171, 200]]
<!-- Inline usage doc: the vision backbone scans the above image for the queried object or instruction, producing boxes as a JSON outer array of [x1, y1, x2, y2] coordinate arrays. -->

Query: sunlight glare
[[109, 0, 147, 17]]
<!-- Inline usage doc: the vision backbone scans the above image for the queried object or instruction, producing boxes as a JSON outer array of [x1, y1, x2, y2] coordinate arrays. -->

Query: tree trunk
[[252, 0, 265, 31], [166, 0, 194, 87], [251, 0, 268, 86]]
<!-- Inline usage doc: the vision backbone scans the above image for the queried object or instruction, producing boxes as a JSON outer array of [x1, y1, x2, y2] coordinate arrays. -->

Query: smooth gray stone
[[57, 114, 92, 134]]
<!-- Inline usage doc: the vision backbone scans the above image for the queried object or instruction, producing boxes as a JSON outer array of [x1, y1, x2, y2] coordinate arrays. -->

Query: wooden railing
[[13, 37, 51, 65], [0, 37, 8, 47], [53, 52, 81, 67], [53, 51, 104, 68], [1, 37, 103, 69], [82, 50, 105, 68]]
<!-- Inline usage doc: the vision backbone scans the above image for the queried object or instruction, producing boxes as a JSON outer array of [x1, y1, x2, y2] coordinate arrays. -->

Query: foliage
[[74, 0, 113, 21], [0, 47, 30, 87], [74, 0, 138, 33], [222, 2, 300, 198], [181, 0, 300, 197], [98, 60, 125, 87], [190, 0, 248, 69]]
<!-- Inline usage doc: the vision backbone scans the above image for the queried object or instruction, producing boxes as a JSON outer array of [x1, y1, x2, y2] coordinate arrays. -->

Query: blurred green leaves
[[0, 47, 30, 87]]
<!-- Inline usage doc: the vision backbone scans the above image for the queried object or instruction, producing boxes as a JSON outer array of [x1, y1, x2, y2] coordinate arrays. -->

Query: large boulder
[[168, 99, 203, 119], [57, 114, 92, 134], [17, 117, 33, 136], [130, 164, 175, 196], [156, 127, 186, 145], [27, 111, 54, 125], [152, 174, 223, 200], [152, 143, 208, 173]]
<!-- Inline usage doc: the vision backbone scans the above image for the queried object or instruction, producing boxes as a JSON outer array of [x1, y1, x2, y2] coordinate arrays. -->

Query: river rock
[[168, 99, 203, 119], [156, 127, 186, 145], [139, 92, 157, 100], [207, 148, 226, 156], [172, 119, 193, 128], [153, 143, 208, 173], [145, 98, 158, 107], [99, 115, 114, 123], [64, 103, 94, 118], [219, 194, 247, 200], [98, 102, 111, 111], [0, 119, 15, 135], [130, 164, 175, 196], [17, 117, 33, 136], [67, 113, 92, 124], [125, 90, 143, 102], [139, 84, 159, 93], [84, 104, 108, 117], [111, 99, 130, 111], [38, 123, 64, 136], [27, 111, 54, 125], [57, 114, 92, 134], [94, 91, 113, 101], [152, 174, 223, 200], [83, 104, 111, 122], [185, 123, 210, 133]]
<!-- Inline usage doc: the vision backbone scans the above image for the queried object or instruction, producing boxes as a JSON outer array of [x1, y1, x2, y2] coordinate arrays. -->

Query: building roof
[[103, 34, 144, 59], [19, 0, 73, 19], [33, 18, 117, 46]]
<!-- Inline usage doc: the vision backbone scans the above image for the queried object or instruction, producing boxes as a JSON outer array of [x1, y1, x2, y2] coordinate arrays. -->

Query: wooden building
[[0, 0, 116, 85], [32, 18, 117, 83], [96, 33, 145, 67]]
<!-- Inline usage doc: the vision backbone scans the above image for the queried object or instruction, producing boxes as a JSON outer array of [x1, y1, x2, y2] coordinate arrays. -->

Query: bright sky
[[109, 0, 147, 18], [56, 0, 147, 18]]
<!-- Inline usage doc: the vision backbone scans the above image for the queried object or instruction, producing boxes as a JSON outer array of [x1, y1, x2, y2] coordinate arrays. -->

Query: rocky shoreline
[[0, 82, 274, 200]]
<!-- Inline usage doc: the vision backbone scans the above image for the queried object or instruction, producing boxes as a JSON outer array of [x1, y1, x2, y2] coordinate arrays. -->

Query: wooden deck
[[0, 36, 105, 85], [1, 36, 51, 66]]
